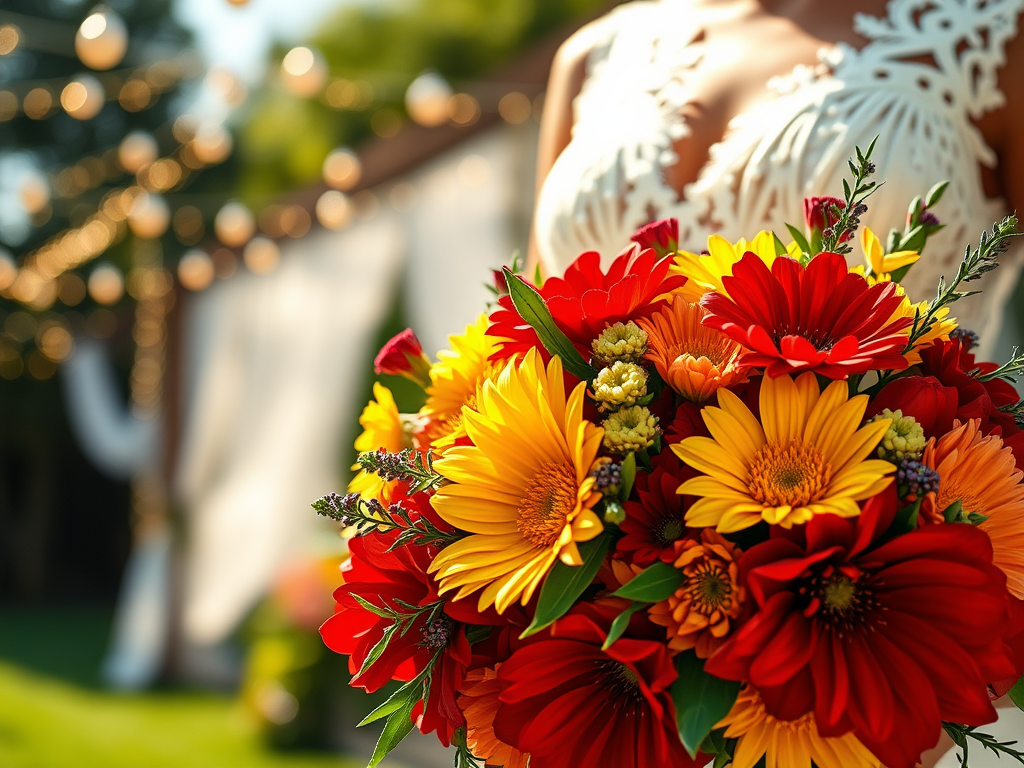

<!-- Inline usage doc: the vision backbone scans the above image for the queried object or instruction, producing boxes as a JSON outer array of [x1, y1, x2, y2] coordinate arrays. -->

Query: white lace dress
[[534, 0, 1024, 353]]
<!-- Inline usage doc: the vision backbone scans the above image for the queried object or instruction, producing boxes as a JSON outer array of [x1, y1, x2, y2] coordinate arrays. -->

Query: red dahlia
[[319, 531, 470, 745], [488, 246, 686, 360], [701, 252, 911, 378], [616, 449, 694, 567], [494, 604, 699, 768], [704, 488, 1017, 768]]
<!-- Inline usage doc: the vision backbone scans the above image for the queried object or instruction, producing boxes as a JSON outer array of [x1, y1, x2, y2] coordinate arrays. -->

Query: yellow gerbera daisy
[[428, 349, 605, 613], [717, 687, 882, 768], [672, 372, 895, 532], [860, 226, 920, 279], [418, 314, 503, 450], [348, 383, 406, 501], [671, 231, 799, 302]]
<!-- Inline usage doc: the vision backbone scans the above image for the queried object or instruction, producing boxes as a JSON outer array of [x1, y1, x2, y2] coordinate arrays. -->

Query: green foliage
[[1010, 673, 1024, 712], [601, 601, 646, 650], [671, 652, 742, 759], [943, 722, 1024, 767], [612, 561, 684, 603], [521, 533, 611, 637]]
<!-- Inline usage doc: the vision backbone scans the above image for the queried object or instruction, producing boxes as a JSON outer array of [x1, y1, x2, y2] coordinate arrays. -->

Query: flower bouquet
[[313, 142, 1024, 768]]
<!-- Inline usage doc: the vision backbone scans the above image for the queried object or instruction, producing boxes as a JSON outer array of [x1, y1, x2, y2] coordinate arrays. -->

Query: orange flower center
[[748, 439, 832, 508], [667, 333, 734, 368], [517, 462, 578, 547], [682, 561, 734, 615]]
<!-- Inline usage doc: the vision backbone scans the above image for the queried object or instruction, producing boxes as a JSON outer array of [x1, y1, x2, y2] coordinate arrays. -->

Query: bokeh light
[[75, 9, 129, 71], [281, 47, 326, 97], [88, 263, 125, 305], [119, 132, 159, 173], [128, 192, 171, 239], [215, 202, 256, 247], [405, 71, 452, 127], [177, 250, 215, 291], [315, 191, 351, 230], [322, 148, 362, 190], [243, 237, 280, 275], [61, 75, 106, 120]]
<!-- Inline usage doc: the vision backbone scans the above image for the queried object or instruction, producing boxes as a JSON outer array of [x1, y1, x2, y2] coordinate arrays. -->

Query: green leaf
[[503, 269, 597, 382], [601, 601, 646, 650], [784, 224, 811, 258], [926, 180, 950, 208], [886, 497, 922, 539], [358, 677, 421, 727], [942, 500, 965, 524], [619, 452, 637, 502], [771, 232, 789, 257], [367, 696, 418, 767], [672, 652, 742, 759], [612, 561, 684, 603], [520, 534, 612, 638], [1010, 673, 1024, 712]]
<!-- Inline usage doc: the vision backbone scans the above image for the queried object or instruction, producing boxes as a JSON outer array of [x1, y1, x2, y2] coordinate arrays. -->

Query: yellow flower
[[718, 687, 882, 768], [640, 296, 747, 402], [428, 349, 605, 613], [860, 226, 920, 277], [894, 295, 956, 365], [671, 231, 798, 302], [419, 314, 502, 450], [348, 383, 406, 501], [672, 373, 895, 532]]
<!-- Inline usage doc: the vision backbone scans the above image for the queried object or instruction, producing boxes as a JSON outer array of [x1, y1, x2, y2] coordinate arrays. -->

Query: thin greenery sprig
[[356, 447, 446, 494], [453, 728, 485, 768], [999, 399, 1024, 429], [943, 722, 1024, 767], [974, 345, 1024, 383], [312, 491, 460, 549], [820, 136, 882, 255]]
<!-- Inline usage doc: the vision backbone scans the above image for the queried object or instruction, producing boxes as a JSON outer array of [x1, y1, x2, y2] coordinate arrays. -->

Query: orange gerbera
[[639, 296, 747, 402], [647, 530, 744, 657], [717, 686, 882, 768], [457, 666, 529, 768], [923, 418, 1024, 598]]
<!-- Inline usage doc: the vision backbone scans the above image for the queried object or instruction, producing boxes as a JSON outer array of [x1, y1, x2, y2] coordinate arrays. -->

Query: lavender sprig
[[357, 447, 444, 493], [820, 137, 881, 255], [311, 491, 459, 549]]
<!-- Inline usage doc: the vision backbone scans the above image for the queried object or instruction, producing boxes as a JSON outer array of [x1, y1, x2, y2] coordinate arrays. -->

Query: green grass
[[0, 605, 359, 768]]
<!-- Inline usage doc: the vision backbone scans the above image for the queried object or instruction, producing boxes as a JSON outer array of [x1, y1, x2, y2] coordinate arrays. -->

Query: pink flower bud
[[374, 329, 431, 387]]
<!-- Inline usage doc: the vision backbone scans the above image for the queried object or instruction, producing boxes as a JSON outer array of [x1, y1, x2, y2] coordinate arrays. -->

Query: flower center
[[420, 613, 453, 649], [804, 567, 880, 635], [683, 562, 734, 615], [652, 516, 684, 546], [517, 462, 579, 548], [748, 439, 832, 508], [667, 333, 734, 368], [595, 659, 643, 704]]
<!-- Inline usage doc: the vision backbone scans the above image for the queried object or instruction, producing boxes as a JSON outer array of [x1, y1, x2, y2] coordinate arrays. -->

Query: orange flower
[[457, 666, 529, 768], [639, 296, 746, 402], [923, 419, 1024, 598], [648, 530, 744, 657]]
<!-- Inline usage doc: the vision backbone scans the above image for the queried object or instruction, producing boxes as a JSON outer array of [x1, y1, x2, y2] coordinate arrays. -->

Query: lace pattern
[[533, 0, 1024, 350]]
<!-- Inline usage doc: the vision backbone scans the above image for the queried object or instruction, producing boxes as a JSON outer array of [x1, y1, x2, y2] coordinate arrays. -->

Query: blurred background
[[0, 0, 612, 765]]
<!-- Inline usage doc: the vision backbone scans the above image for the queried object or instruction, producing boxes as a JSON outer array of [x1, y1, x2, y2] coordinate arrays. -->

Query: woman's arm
[[526, 21, 607, 274]]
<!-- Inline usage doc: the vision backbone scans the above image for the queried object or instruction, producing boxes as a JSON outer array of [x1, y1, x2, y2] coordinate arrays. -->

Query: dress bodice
[[534, 0, 1024, 351]]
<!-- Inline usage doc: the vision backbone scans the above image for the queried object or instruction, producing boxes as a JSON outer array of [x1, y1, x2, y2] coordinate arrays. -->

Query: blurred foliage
[[236, 0, 608, 203]]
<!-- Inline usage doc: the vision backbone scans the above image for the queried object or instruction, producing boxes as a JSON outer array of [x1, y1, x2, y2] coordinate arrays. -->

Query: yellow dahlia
[[639, 295, 747, 402], [923, 419, 1024, 598], [418, 314, 503, 450], [671, 231, 797, 302], [673, 373, 895, 532], [348, 383, 406, 501], [428, 349, 605, 613], [860, 226, 920, 279], [718, 686, 882, 768]]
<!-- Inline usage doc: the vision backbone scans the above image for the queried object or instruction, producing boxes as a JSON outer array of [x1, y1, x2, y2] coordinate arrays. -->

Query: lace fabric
[[534, 0, 1024, 350]]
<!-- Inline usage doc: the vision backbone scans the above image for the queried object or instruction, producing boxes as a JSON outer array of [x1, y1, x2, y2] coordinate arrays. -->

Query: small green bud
[[871, 409, 926, 462], [603, 500, 627, 526], [592, 322, 648, 365], [592, 361, 648, 411], [602, 405, 659, 454]]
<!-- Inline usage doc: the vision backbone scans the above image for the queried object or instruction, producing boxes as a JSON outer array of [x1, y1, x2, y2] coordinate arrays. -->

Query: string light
[[322, 148, 361, 190], [61, 74, 106, 120], [18, 173, 50, 215], [88, 263, 125, 305], [23, 87, 55, 120], [498, 91, 532, 124], [177, 250, 215, 291], [119, 131, 159, 173], [447, 93, 481, 126], [243, 237, 280, 275], [0, 25, 22, 56], [405, 71, 452, 127], [37, 321, 75, 363], [76, 8, 129, 71], [58, 273, 87, 306], [215, 201, 255, 247], [128, 191, 170, 239], [191, 123, 233, 165], [315, 190, 351, 230], [281, 46, 326, 97], [0, 249, 16, 291]]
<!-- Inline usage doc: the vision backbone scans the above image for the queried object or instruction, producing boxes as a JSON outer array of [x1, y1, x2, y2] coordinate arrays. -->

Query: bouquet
[[312, 141, 1024, 768]]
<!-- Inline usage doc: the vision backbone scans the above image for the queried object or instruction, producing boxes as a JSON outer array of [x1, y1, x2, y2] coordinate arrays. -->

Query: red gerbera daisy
[[704, 487, 1018, 768], [617, 450, 694, 567], [319, 528, 470, 746], [488, 245, 687, 360], [701, 252, 911, 379], [494, 604, 700, 768]]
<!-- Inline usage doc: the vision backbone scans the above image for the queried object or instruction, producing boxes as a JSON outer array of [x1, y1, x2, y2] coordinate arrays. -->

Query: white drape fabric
[[534, 0, 1024, 354]]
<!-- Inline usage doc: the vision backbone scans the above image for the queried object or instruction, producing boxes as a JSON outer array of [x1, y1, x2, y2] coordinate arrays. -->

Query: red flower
[[803, 196, 848, 242], [704, 488, 1017, 768], [866, 374, 958, 438], [488, 246, 687, 360], [494, 604, 700, 768], [915, 338, 1024, 466], [701, 252, 911, 379], [374, 328, 431, 386], [319, 530, 469, 746], [617, 450, 694, 567], [631, 218, 679, 256]]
